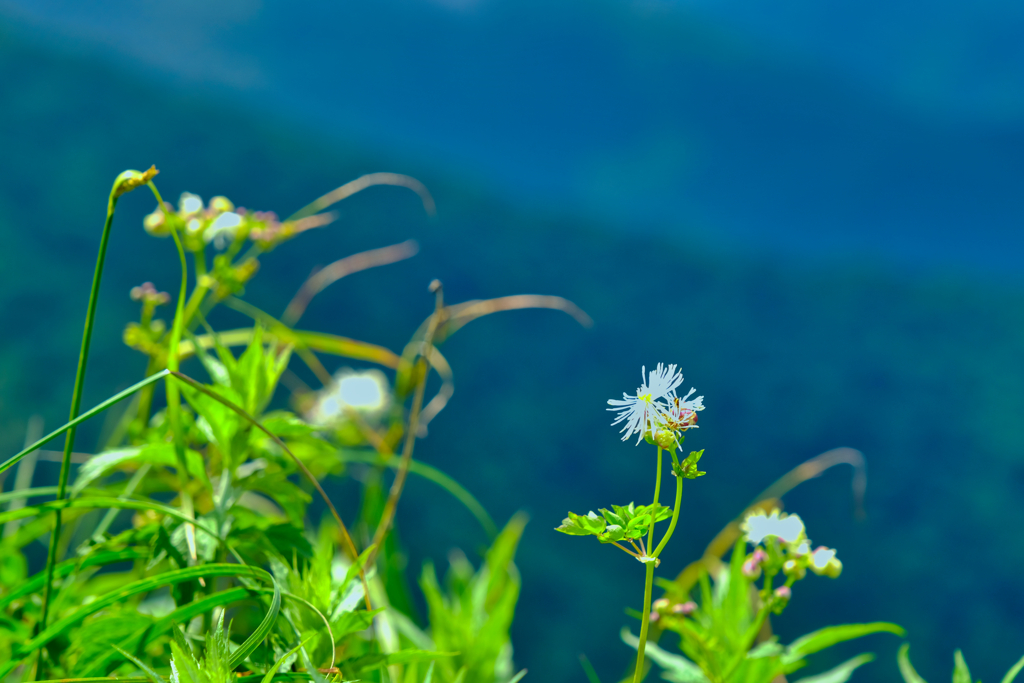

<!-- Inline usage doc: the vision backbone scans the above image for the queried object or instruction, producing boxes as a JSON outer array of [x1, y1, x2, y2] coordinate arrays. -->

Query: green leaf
[[111, 642, 168, 683], [0, 369, 171, 476], [897, 643, 929, 683], [620, 627, 710, 683], [792, 653, 875, 683], [72, 443, 208, 494], [0, 547, 148, 610], [14, 563, 274, 658], [953, 650, 972, 683], [784, 623, 905, 664], [262, 637, 314, 683], [1002, 653, 1024, 683]]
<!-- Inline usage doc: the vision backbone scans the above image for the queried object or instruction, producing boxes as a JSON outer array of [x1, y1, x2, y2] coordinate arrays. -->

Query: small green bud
[[783, 559, 806, 580], [770, 585, 791, 614], [112, 165, 159, 199], [208, 196, 234, 213], [823, 557, 843, 579], [653, 428, 678, 450]]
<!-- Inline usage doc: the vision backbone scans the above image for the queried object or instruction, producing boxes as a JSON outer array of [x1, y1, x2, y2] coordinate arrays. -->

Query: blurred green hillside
[[2, 26, 1024, 683]]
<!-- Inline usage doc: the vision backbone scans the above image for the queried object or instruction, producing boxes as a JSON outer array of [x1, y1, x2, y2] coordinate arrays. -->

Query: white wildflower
[[205, 211, 243, 249], [607, 363, 685, 445], [305, 368, 390, 427], [810, 546, 836, 571], [179, 192, 204, 217], [741, 510, 805, 545]]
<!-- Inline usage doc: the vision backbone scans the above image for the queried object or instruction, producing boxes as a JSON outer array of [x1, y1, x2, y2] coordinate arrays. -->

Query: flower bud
[[742, 557, 762, 580], [672, 601, 697, 615], [179, 192, 204, 217], [653, 598, 670, 612], [783, 559, 806, 580], [823, 557, 843, 579], [649, 611, 660, 623], [112, 166, 159, 199], [809, 546, 837, 576], [653, 428, 678, 450], [770, 585, 791, 614], [208, 195, 234, 213], [143, 202, 176, 237]]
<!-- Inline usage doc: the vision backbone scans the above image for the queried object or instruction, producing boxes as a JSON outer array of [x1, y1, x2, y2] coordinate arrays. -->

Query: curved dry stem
[[167, 371, 372, 611], [368, 282, 445, 566], [282, 240, 420, 327], [437, 294, 593, 342], [407, 343, 454, 434], [287, 173, 436, 222]]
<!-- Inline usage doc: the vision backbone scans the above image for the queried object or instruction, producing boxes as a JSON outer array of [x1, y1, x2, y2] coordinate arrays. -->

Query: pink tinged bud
[[773, 586, 791, 600], [649, 611, 660, 622], [742, 558, 761, 579], [752, 548, 768, 564], [653, 598, 670, 611], [672, 601, 697, 615]]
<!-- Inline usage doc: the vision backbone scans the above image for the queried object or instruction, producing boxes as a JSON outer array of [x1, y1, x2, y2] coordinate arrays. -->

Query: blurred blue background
[[1, 0, 1023, 680]]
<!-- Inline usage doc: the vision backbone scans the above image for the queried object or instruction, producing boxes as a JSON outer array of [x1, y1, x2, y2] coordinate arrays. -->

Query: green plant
[[0, 167, 589, 681], [897, 644, 1024, 683], [556, 371, 904, 683]]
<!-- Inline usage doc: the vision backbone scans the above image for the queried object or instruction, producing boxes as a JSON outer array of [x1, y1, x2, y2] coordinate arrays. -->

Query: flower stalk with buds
[[557, 363, 707, 683]]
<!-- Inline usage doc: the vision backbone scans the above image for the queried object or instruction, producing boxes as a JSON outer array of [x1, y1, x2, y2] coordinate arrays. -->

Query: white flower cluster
[[741, 509, 842, 578], [607, 363, 704, 446], [304, 368, 390, 427]]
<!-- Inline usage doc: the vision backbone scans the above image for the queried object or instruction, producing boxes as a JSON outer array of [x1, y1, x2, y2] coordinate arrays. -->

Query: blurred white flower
[[205, 211, 243, 249], [179, 192, 204, 217], [607, 363, 684, 445], [741, 510, 805, 545], [305, 368, 390, 427], [810, 546, 836, 571]]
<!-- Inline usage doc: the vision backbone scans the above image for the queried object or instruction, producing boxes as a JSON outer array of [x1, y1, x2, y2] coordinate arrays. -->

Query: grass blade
[[0, 370, 171, 476]]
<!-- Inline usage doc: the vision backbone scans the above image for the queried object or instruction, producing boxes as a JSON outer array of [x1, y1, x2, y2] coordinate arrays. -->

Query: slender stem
[[367, 284, 445, 566], [653, 455, 684, 558], [155, 181, 202, 565], [611, 541, 642, 559], [633, 446, 664, 683], [645, 447, 663, 559], [632, 562, 655, 683], [37, 178, 123, 653]]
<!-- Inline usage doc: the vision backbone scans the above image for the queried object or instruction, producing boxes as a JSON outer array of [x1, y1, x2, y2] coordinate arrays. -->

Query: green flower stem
[[158, 180, 202, 564], [633, 446, 666, 683], [653, 453, 684, 558], [633, 561, 656, 683], [645, 446, 663, 559], [37, 175, 126, 647]]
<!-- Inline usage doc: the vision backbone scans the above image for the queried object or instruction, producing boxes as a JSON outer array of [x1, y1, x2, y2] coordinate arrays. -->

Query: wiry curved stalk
[[36, 167, 158, 677]]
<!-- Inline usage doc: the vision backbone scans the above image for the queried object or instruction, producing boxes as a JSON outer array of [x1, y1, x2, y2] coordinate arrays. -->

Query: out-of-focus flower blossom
[[304, 368, 391, 427], [205, 211, 243, 249], [179, 192, 204, 217], [741, 510, 805, 545], [672, 601, 697, 615]]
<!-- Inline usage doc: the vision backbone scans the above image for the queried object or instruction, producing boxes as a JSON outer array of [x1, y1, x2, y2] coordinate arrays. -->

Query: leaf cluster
[[0, 171, 587, 682], [555, 503, 672, 545]]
